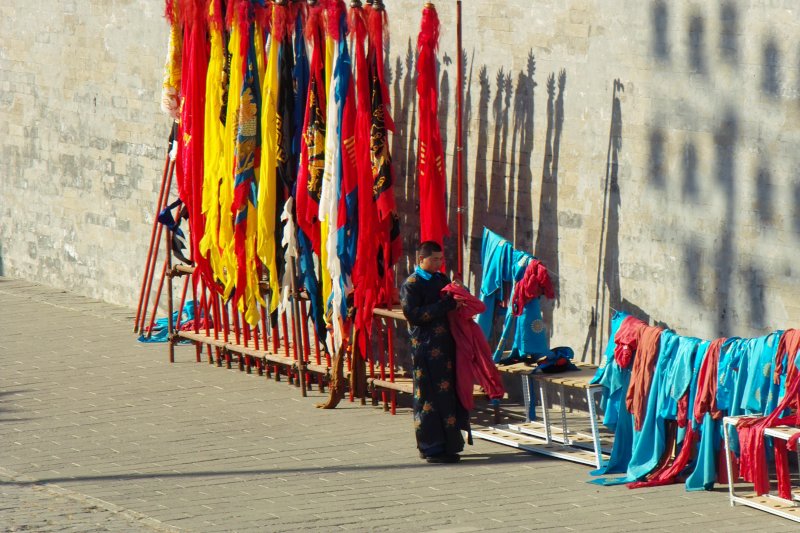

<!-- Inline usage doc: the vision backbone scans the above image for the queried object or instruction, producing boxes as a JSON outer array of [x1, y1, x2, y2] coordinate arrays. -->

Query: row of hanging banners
[[153, 0, 800, 516], [161, 0, 451, 364]]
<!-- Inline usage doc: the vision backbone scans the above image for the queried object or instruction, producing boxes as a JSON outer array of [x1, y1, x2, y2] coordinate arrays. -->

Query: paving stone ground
[[0, 277, 793, 532]]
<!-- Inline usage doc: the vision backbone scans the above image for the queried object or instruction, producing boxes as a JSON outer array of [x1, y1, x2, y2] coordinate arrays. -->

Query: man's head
[[417, 241, 444, 273]]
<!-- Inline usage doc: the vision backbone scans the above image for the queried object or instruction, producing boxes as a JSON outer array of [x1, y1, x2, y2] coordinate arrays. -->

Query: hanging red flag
[[175, 0, 213, 288], [350, 2, 379, 355], [367, 2, 401, 303], [415, 3, 449, 250], [296, 2, 327, 256]]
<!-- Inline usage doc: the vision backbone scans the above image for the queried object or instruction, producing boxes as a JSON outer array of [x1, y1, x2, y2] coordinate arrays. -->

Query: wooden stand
[[723, 416, 800, 523]]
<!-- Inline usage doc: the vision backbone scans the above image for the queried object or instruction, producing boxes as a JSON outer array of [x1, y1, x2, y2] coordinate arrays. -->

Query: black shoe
[[426, 454, 460, 464], [419, 451, 427, 460]]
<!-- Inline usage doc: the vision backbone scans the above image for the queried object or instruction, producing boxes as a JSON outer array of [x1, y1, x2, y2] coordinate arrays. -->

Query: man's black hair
[[418, 240, 443, 259]]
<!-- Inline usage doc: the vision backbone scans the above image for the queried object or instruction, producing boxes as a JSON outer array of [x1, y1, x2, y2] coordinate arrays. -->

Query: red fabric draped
[[613, 316, 647, 369], [511, 259, 555, 316], [415, 4, 449, 250], [625, 326, 663, 431], [773, 329, 800, 388], [693, 338, 727, 424], [441, 284, 505, 410]]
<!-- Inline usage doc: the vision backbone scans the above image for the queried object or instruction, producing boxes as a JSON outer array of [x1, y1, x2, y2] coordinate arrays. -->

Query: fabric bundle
[[591, 311, 800, 495], [441, 283, 505, 411]]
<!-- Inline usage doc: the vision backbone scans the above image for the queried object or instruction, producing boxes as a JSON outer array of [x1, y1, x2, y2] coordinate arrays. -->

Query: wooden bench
[[472, 360, 611, 468], [723, 416, 800, 523]]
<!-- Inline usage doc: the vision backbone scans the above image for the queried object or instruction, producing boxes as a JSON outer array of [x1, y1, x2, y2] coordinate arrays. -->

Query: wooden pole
[[166, 226, 175, 363], [138, 164, 174, 333], [289, 256, 307, 397], [455, 0, 464, 282], [134, 149, 173, 332]]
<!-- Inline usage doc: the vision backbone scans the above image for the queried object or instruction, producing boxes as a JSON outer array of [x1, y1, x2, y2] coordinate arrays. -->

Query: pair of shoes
[[426, 454, 460, 464]]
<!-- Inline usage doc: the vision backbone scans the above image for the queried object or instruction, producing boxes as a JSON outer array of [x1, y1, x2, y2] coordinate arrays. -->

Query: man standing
[[400, 241, 470, 463]]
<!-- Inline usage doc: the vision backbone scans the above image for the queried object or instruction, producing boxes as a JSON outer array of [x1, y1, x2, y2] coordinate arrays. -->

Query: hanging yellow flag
[[256, 14, 281, 314]]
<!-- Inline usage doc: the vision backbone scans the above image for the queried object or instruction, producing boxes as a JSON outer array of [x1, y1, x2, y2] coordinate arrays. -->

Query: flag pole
[[455, 0, 464, 282]]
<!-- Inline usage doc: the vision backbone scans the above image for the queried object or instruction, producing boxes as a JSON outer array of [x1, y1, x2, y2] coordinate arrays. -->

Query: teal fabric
[[414, 266, 433, 280], [137, 301, 197, 344], [742, 332, 781, 415], [592, 312, 630, 430], [684, 338, 737, 491], [589, 312, 634, 479], [663, 335, 703, 420], [685, 412, 720, 491], [476, 228, 514, 338]]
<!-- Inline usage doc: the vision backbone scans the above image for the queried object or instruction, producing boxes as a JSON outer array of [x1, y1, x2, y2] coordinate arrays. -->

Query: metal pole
[[455, 0, 464, 281]]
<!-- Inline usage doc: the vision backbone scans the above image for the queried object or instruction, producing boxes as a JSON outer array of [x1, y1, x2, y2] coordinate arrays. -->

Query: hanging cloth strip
[[476, 228, 515, 338], [441, 283, 505, 411], [625, 326, 664, 431]]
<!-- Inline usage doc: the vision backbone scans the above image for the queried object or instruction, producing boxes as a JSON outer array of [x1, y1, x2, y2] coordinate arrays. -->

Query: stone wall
[[2, 1, 799, 362]]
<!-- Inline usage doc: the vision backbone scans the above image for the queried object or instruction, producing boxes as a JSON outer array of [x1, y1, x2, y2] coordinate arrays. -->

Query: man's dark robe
[[400, 270, 469, 456]]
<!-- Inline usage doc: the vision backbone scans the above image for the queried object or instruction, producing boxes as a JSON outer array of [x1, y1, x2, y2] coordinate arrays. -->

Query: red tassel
[[271, 3, 291, 43], [417, 4, 440, 53], [366, 5, 384, 51], [305, 4, 322, 40], [208, 0, 224, 30], [327, 0, 346, 42], [291, 0, 307, 28], [367, 6, 393, 131], [349, 3, 371, 37], [178, 0, 205, 27], [235, 0, 252, 59], [225, 0, 239, 30], [164, 0, 178, 25], [254, 1, 271, 32]]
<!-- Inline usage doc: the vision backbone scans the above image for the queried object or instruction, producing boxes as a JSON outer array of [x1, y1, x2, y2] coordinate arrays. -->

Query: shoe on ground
[[426, 454, 460, 464]]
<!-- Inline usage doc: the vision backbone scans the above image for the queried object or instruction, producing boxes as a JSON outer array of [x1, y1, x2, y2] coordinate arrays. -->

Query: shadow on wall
[[535, 70, 566, 339], [512, 52, 537, 253], [463, 52, 547, 289], [652, 0, 670, 62], [583, 80, 623, 364], [641, 0, 793, 339]]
